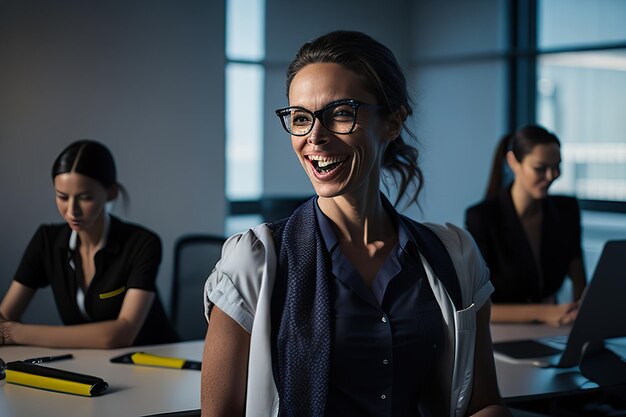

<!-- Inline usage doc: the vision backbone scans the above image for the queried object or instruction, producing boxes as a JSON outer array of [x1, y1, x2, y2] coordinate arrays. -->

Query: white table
[[0, 341, 203, 417], [2, 325, 624, 416], [492, 323, 626, 417], [490, 323, 594, 399]]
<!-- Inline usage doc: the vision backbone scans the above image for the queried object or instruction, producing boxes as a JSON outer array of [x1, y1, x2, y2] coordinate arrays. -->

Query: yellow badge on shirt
[[99, 286, 126, 299]]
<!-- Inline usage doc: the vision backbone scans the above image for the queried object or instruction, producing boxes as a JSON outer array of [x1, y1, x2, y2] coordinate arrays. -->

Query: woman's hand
[[557, 301, 579, 326], [0, 317, 15, 345], [543, 302, 579, 327], [491, 302, 579, 325]]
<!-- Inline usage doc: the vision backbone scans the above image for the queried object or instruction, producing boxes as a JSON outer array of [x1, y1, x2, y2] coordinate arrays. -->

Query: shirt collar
[[313, 195, 418, 260], [314, 198, 340, 256], [68, 213, 111, 252]]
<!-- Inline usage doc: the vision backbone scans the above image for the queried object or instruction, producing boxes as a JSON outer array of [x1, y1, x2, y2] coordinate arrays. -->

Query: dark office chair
[[229, 195, 312, 223], [259, 195, 312, 222], [171, 234, 226, 341]]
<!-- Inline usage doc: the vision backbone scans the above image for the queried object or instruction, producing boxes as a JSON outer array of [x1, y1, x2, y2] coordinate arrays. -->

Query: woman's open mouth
[[308, 155, 348, 175]]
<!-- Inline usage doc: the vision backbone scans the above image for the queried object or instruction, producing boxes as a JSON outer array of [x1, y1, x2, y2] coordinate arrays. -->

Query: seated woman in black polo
[[0, 140, 178, 347]]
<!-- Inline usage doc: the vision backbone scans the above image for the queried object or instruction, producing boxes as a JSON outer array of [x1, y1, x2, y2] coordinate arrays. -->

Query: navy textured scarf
[[268, 196, 461, 417], [269, 197, 331, 417]]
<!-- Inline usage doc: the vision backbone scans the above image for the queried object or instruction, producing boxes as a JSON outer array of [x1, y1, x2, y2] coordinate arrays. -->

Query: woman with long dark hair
[[466, 125, 586, 326]]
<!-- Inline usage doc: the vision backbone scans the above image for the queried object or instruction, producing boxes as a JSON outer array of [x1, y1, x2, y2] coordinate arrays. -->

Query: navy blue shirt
[[315, 202, 444, 417]]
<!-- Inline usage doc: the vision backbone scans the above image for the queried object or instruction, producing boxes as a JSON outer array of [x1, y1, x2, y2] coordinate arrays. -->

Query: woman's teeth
[[309, 155, 346, 173]]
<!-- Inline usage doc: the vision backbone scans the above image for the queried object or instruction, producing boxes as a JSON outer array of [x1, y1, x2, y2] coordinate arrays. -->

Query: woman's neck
[[317, 192, 395, 245], [77, 213, 108, 250], [510, 181, 541, 219]]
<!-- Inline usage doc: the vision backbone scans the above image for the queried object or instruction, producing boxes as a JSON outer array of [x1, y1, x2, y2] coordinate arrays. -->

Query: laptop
[[493, 240, 626, 368]]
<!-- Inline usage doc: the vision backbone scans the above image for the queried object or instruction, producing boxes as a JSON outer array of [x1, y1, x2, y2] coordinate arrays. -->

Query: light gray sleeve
[[425, 222, 494, 309], [203, 229, 267, 333]]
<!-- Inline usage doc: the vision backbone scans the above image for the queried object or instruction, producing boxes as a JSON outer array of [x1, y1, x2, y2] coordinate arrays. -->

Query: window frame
[[511, 0, 626, 212]]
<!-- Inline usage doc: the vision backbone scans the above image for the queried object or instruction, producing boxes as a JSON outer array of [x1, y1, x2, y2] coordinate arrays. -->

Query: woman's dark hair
[[52, 139, 117, 188], [52, 139, 129, 208], [286, 30, 422, 207], [485, 124, 561, 199]]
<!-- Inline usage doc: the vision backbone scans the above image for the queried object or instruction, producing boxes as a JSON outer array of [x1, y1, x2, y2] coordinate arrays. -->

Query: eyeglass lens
[[285, 102, 357, 135]]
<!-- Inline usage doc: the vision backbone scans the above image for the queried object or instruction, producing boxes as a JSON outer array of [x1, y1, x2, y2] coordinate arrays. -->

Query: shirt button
[[381, 394, 387, 400], [381, 316, 387, 323], [382, 359, 389, 365]]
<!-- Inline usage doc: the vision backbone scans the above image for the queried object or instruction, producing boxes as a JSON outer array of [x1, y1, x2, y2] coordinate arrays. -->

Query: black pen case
[[5, 361, 109, 396]]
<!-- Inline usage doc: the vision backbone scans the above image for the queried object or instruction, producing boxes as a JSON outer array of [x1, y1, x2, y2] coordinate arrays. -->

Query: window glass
[[226, 0, 265, 60], [538, 0, 626, 49], [225, 0, 265, 206], [537, 50, 626, 201], [226, 63, 264, 200]]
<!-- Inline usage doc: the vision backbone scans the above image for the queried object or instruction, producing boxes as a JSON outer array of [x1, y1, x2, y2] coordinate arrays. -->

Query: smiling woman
[[201, 30, 511, 417], [0, 140, 179, 348], [465, 125, 587, 327]]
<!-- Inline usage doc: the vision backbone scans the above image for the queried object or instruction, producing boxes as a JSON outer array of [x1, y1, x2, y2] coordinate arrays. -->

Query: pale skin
[[0, 172, 155, 348], [201, 63, 511, 416], [490, 146, 586, 327]]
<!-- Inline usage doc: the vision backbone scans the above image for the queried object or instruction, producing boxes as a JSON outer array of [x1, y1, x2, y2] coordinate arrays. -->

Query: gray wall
[[0, 0, 225, 323], [405, 0, 508, 225]]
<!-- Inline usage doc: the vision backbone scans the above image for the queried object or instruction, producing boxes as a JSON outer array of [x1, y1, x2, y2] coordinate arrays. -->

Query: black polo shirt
[[13, 215, 179, 346]]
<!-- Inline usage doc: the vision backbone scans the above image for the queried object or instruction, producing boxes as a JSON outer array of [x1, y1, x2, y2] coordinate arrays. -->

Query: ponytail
[[485, 133, 513, 200]]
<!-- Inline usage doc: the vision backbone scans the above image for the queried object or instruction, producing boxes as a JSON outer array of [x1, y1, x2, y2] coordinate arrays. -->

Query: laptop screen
[[557, 240, 626, 367]]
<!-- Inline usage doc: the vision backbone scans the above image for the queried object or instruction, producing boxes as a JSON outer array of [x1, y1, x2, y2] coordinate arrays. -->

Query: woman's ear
[[107, 184, 119, 201], [385, 105, 407, 142], [505, 150, 519, 172]]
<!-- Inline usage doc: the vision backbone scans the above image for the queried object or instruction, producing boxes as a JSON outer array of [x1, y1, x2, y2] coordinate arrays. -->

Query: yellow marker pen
[[110, 352, 201, 370], [5, 362, 108, 396]]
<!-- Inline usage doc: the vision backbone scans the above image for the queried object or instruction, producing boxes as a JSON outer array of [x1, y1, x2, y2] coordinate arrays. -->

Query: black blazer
[[465, 189, 582, 303]]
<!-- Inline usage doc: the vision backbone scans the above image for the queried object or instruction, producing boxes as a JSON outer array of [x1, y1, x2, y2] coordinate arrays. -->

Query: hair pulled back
[[286, 30, 422, 207], [52, 139, 117, 188], [485, 124, 561, 199]]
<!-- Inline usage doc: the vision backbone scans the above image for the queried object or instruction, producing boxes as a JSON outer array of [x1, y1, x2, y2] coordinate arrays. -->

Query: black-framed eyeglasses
[[275, 99, 382, 136]]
